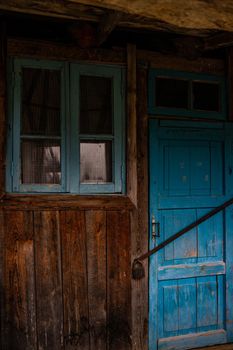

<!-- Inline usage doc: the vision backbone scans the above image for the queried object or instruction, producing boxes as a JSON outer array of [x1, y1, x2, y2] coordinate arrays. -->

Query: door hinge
[[151, 215, 160, 241]]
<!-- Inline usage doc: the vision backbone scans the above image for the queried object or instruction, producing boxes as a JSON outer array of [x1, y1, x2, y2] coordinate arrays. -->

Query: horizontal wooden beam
[[7, 37, 225, 77], [7, 36, 225, 78], [137, 49, 225, 75], [7, 38, 126, 65], [0, 194, 134, 210], [204, 32, 233, 51], [0, 0, 233, 35], [0, 0, 104, 21], [69, 0, 233, 33]]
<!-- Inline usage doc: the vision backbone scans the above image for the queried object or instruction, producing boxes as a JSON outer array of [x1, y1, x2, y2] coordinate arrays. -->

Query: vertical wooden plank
[[197, 277, 218, 328], [178, 280, 196, 331], [86, 210, 107, 350], [162, 283, 178, 333], [173, 210, 196, 259], [4, 211, 37, 350], [34, 211, 63, 350], [197, 209, 223, 259], [60, 210, 89, 350], [228, 47, 233, 121], [131, 66, 149, 350], [127, 43, 137, 206], [107, 210, 131, 350], [0, 22, 11, 348], [0, 20, 6, 194], [0, 209, 4, 350]]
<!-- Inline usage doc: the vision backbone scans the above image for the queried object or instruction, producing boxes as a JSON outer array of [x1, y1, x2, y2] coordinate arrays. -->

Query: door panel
[[159, 140, 223, 198], [149, 120, 233, 350], [158, 209, 223, 265]]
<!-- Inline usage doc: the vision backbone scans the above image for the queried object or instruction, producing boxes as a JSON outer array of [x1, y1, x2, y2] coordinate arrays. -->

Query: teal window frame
[[148, 69, 226, 120], [70, 63, 125, 194], [6, 58, 125, 194]]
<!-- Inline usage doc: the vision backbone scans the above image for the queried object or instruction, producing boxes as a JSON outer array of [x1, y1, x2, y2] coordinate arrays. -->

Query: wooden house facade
[[0, 2, 233, 350]]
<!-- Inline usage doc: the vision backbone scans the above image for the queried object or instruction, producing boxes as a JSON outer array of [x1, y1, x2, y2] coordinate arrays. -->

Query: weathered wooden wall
[[0, 36, 135, 350], [0, 33, 227, 350], [1, 199, 132, 350]]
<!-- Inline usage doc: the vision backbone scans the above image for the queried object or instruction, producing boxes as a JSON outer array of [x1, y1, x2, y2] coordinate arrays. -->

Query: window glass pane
[[21, 68, 61, 136], [155, 77, 189, 109], [80, 141, 112, 184], [193, 81, 220, 112], [21, 140, 61, 184], [80, 76, 112, 134]]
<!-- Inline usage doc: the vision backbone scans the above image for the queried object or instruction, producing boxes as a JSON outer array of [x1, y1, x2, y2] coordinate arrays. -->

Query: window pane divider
[[79, 134, 114, 140], [21, 135, 61, 140]]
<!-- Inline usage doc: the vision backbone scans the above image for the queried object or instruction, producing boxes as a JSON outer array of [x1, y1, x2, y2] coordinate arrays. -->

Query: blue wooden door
[[149, 120, 233, 350]]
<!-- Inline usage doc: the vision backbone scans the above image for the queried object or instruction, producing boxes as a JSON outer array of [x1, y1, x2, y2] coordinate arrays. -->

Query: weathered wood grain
[[7, 38, 126, 65], [65, 0, 233, 33], [1, 0, 233, 34], [0, 209, 4, 350], [131, 66, 148, 350], [0, 0, 104, 22], [137, 50, 224, 75], [107, 210, 131, 350], [0, 20, 6, 195], [6, 37, 224, 77], [127, 43, 137, 207], [158, 262, 225, 281], [86, 211, 107, 350], [34, 211, 63, 350], [1, 194, 134, 211], [3, 207, 133, 350], [60, 210, 89, 350], [4, 211, 37, 350]]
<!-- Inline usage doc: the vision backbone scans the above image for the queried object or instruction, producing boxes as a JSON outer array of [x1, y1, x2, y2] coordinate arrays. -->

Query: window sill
[[1, 193, 135, 211]]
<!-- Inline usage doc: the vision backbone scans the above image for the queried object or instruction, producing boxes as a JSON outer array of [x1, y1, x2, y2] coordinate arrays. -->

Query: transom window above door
[[148, 69, 226, 120], [6, 59, 125, 193]]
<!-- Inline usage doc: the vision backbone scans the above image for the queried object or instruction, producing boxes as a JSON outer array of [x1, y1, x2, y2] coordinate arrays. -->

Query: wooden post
[[127, 42, 149, 349], [131, 65, 149, 350], [127, 43, 137, 206], [228, 47, 233, 121], [0, 19, 6, 195], [0, 19, 6, 350]]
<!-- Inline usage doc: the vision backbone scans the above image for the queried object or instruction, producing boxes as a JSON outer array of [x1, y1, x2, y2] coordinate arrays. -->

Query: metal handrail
[[132, 196, 233, 279]]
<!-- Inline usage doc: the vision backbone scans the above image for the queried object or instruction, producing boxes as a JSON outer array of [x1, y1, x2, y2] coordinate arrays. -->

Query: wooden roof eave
[[1, 0, 233, 36]]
